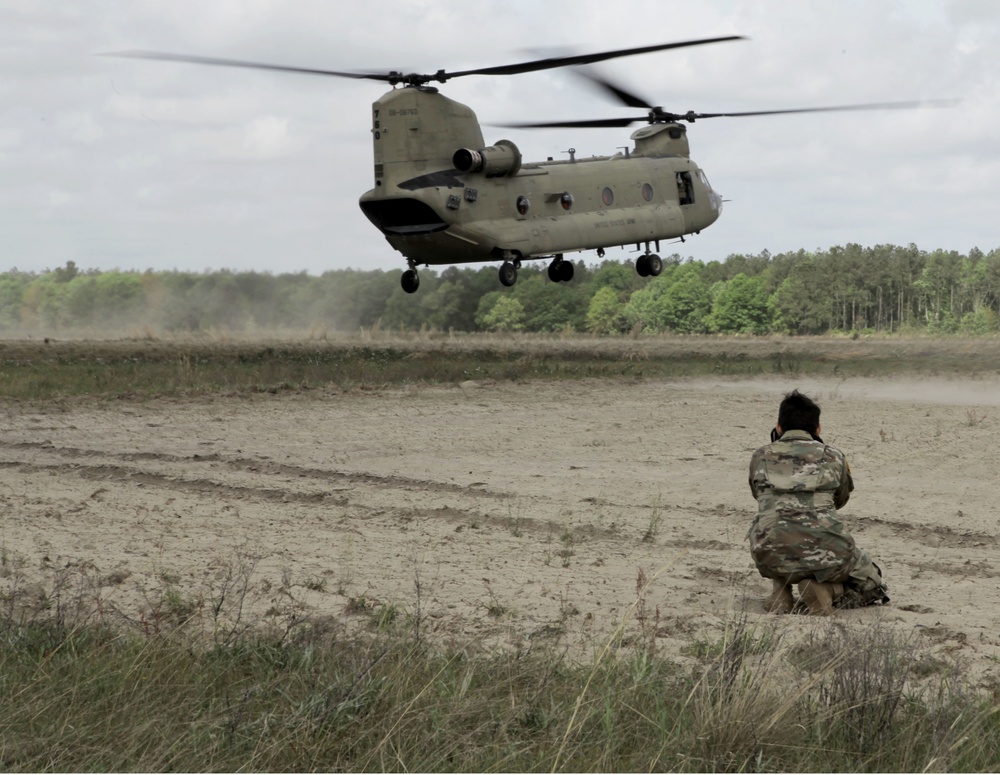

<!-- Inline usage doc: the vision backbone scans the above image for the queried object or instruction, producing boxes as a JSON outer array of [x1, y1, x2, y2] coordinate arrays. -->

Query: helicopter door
[[676, 172, 695, 206]]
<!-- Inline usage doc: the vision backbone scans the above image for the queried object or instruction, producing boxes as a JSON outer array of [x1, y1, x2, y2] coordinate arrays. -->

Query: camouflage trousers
[[748, 511, 889, 606], [836, 549, 890, 608]]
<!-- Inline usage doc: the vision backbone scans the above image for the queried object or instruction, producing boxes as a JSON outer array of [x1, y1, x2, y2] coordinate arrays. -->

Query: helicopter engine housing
[[452, 139, 522, 177]]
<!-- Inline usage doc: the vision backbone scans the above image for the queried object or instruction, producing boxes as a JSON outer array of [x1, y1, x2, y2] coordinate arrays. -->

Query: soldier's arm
[[749, 449, 762, 500], [834, 457, 855, 509]]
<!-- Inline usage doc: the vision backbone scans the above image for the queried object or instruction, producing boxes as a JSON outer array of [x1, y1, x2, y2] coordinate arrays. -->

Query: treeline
[[3, 243, 999, 336]]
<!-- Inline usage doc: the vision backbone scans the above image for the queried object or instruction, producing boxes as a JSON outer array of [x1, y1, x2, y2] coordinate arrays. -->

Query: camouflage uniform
[[748, 429, 888, 607]]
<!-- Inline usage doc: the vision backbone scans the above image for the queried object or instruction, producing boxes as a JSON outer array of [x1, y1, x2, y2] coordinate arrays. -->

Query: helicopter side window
[[676, 172, 694, 206], [641, 183, 653, 202], [602, 187, 614, 207]]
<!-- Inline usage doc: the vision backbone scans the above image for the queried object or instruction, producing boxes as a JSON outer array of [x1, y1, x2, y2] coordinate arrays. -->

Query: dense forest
[[3, 243, 999, 336]]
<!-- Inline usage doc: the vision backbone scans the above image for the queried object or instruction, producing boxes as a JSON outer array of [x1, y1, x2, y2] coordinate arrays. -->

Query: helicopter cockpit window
[[516, 195, 530, 216], [676, 172, 694, 206], [602, 187, 614, 207], [641, 183, 653, 202]]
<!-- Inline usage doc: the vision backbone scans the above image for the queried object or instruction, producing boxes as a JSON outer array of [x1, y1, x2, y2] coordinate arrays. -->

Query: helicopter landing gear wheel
[[646, 254, 663, 277], [547, 256, 574, 283], [635, 254, 651, 278], [401, 268, 420, 294], [499, 260, 518, 287]]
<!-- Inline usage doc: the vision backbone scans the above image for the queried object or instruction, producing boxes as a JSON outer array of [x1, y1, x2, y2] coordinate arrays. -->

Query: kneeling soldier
[[748, 390, 889, 614]]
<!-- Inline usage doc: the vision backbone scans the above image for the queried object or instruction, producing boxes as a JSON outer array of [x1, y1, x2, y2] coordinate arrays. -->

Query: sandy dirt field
[[2, 374, 999, 684]]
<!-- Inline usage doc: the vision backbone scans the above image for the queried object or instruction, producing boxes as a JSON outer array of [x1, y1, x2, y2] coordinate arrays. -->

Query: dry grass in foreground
[[2, 588, 998, 772]]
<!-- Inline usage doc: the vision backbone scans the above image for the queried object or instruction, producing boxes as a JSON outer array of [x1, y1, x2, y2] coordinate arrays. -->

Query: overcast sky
[[2, 0, 997, 277]]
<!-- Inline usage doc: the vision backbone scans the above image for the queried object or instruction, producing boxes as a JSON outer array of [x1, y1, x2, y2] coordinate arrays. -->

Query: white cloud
[[55, 112, 104, 144], [165, 115, 298, 160], [241, 115, 295, 158]]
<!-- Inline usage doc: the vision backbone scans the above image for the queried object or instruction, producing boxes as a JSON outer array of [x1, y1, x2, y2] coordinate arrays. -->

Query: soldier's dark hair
[[778, 390, 820, 434]]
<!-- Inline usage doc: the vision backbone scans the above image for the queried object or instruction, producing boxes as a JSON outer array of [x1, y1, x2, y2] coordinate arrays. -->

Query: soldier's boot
[[798, 578, 835, 616], [764, 578, 794, 614]]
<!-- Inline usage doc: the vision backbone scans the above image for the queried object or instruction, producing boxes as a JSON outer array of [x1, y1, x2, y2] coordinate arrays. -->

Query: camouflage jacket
[[747, 429, 856, 582]]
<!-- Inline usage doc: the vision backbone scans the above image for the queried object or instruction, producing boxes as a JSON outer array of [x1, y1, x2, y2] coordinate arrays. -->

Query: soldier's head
[[776, 390, 821, 436]]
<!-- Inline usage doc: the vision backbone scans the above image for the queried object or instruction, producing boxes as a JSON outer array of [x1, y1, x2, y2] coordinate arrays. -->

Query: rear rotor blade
[[100, 50, 393, 82], [447, 36, 745, 79], [102, 36, 746, 87]]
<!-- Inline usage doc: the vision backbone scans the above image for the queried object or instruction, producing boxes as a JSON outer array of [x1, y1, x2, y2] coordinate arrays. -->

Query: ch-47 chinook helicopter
[[110, 38, 945, 294]]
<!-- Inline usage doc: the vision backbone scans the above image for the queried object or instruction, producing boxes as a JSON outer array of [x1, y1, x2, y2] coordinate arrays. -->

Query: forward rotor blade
[[504, 98, 958, 130], [101, 51, 394, 82], [681, 99, 959, 121], [569, 68, 959, 121], [574, 71, 656, 110], [501, 117, 642, 129]]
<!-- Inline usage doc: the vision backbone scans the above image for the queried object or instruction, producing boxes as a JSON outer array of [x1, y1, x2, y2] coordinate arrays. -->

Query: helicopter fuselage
[[358, 87, 722, 288], [111, 37, 934, 293]]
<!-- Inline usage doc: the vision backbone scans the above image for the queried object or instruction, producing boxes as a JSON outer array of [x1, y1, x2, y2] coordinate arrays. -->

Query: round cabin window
[[560, 192, 574, 210], [642, 183, 654, 202], [601, 187, 614, 206], [516, 195, 530, 215]]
